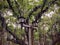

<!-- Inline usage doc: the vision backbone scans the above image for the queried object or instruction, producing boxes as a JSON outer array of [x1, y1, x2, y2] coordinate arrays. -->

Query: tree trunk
[[0, 30, 3, 45], [29, 28, 34, 45], [38, 33, 41, 45], [2, 28, 7, 45], [0, 28, 7, 45], [25, 27, 29, 45]]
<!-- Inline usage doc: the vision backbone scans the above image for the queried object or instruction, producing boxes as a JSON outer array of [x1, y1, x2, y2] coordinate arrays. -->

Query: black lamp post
[[18, 16, 25, 29]]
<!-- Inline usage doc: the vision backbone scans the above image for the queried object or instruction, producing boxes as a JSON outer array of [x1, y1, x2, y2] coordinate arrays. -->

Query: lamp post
[[18, 16, 25, 29]]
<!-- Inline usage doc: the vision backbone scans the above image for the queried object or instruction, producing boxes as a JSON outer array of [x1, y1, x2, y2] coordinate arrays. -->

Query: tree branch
[[14, 0, 23, 16], [41, 0, 47, 12], [32, 0, 57, 23], [26, 0, 47, 21], [26, 5, 42, 21], [7, 0, 15, 14]]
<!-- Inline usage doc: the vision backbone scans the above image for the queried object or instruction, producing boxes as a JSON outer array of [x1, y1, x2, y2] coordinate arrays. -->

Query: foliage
[[0, 0, 60, 45]]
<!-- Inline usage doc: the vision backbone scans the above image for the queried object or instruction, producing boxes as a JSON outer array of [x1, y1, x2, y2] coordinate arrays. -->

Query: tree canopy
[[0, 0, 60, 45]]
